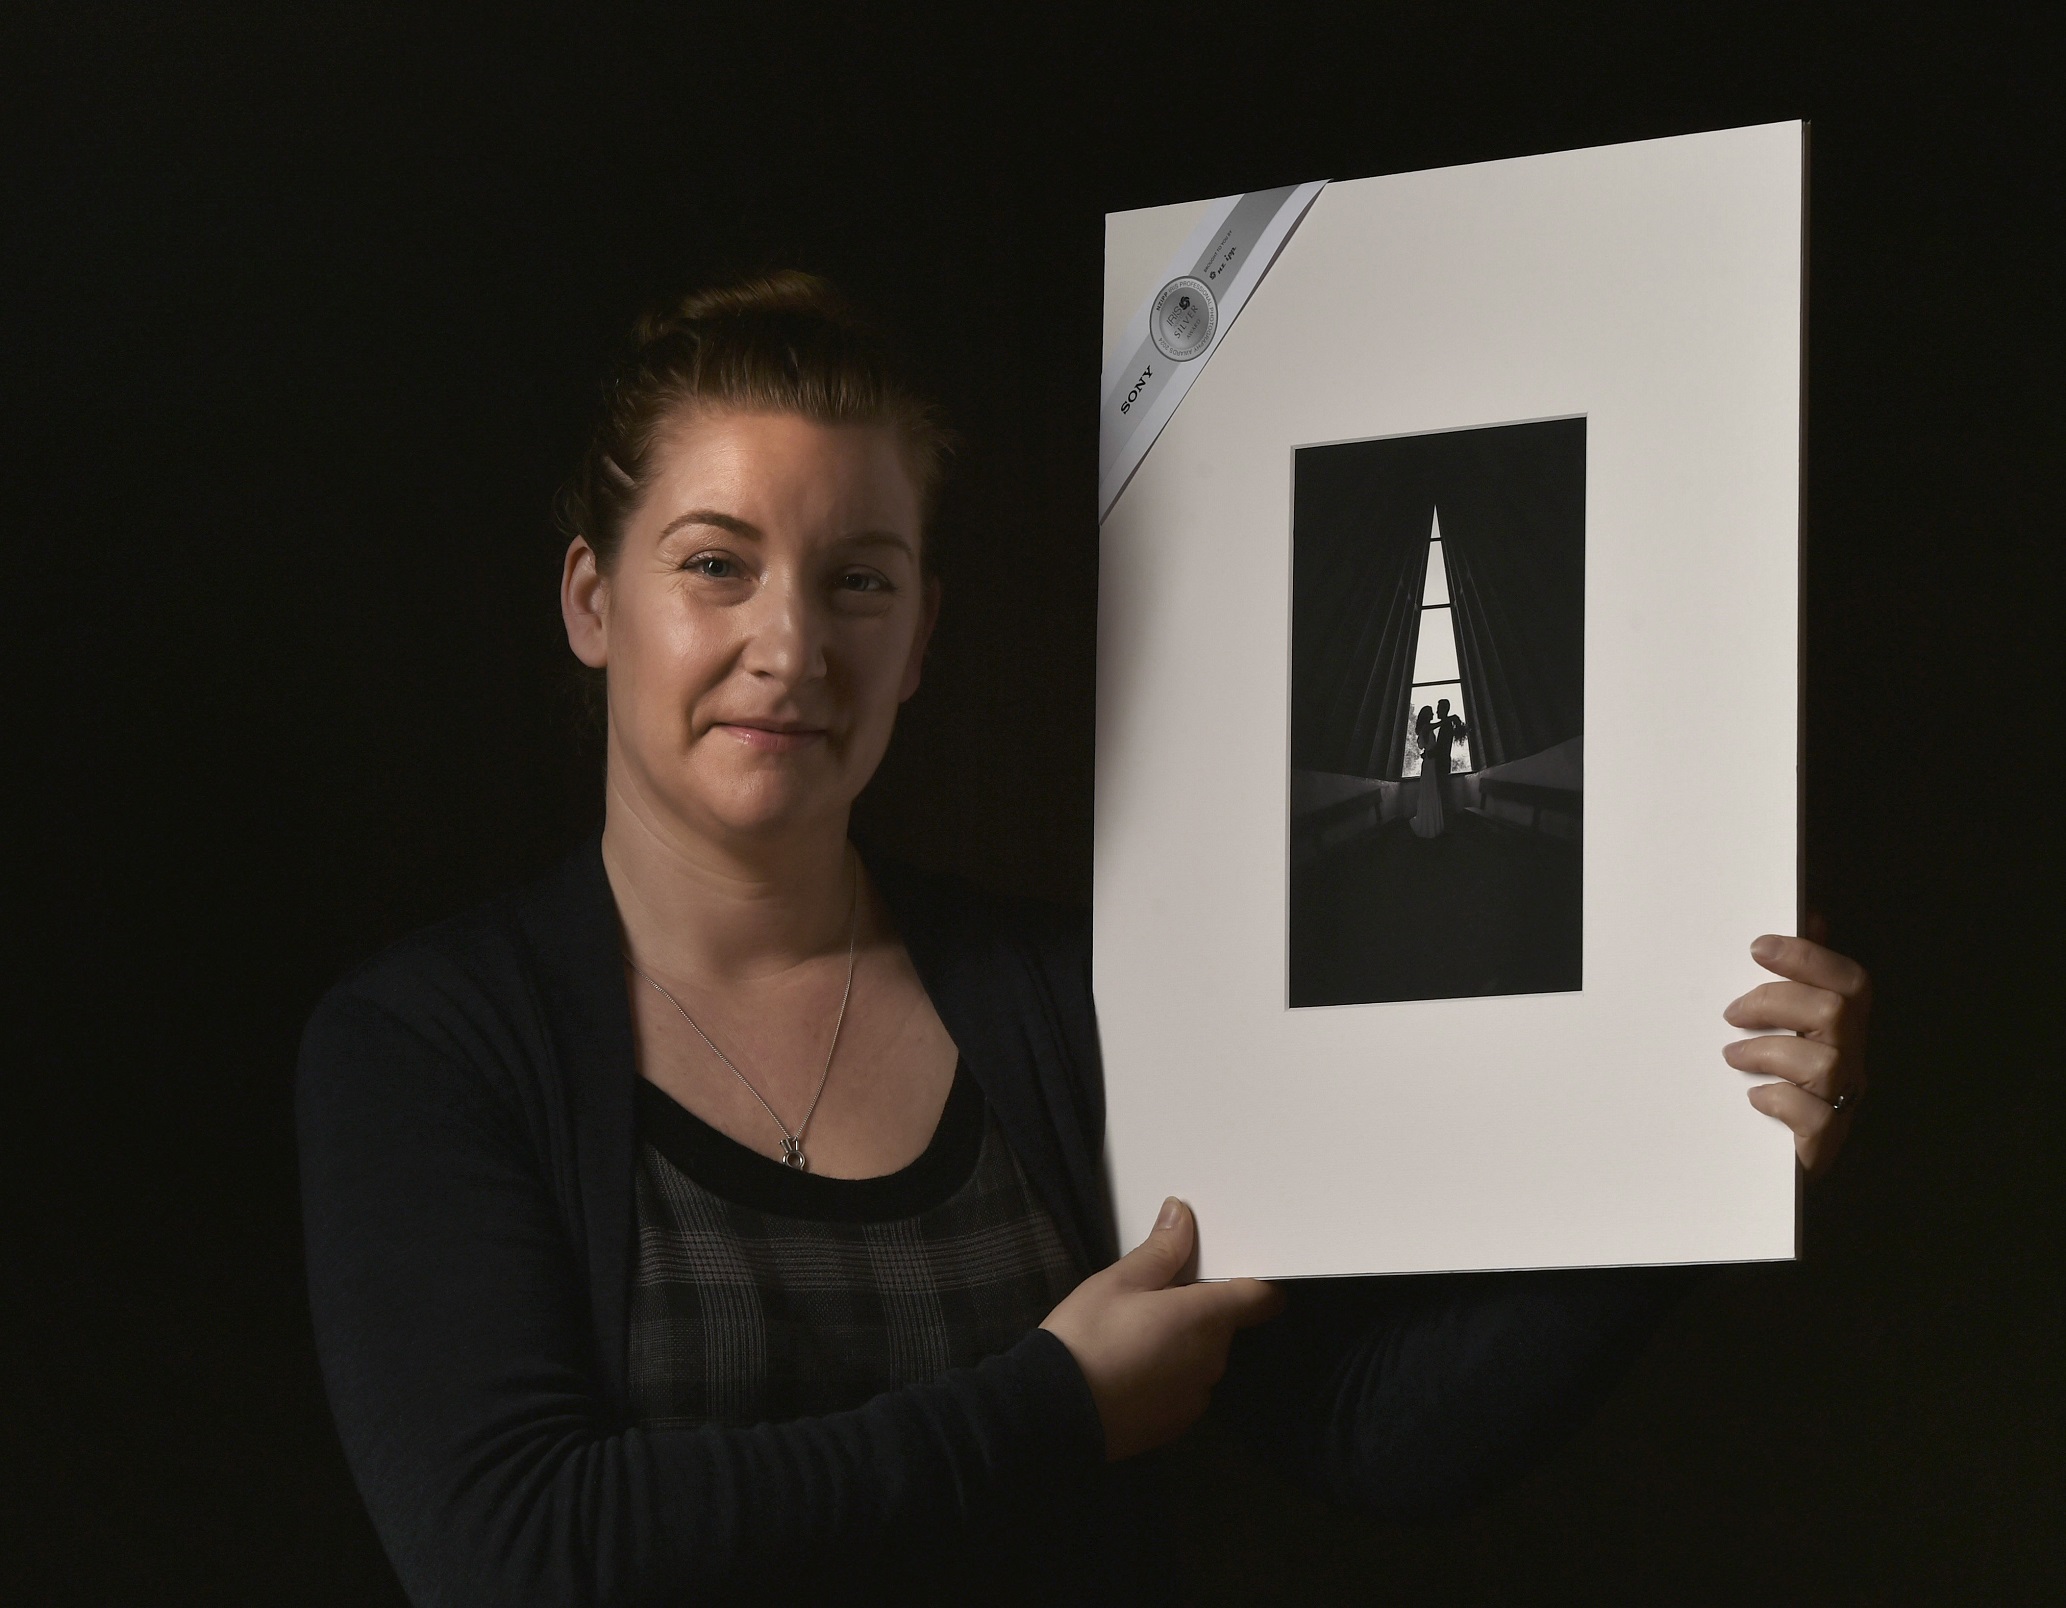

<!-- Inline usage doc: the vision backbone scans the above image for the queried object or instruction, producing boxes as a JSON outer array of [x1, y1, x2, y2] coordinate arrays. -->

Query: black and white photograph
[[1289, 418, 1586, 1008]]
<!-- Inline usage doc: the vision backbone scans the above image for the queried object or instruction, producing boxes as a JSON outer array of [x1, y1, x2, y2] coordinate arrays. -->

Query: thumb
[[1112, 1196, 1195, 1291]]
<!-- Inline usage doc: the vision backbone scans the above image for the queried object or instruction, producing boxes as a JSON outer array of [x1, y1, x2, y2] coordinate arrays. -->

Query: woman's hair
[[555, 271, 954, 573]]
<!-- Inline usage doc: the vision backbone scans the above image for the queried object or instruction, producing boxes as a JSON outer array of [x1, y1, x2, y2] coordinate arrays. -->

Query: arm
[[297, 987, 1101, 1608], [1214, 1264, 1700, 1520]]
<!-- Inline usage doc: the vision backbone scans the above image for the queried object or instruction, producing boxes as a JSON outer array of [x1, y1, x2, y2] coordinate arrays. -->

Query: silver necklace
[[627, 853, 860, 1172]]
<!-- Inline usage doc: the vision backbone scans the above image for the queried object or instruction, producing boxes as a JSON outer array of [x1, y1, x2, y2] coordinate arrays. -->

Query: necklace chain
[[626, 850, 860, 1172]]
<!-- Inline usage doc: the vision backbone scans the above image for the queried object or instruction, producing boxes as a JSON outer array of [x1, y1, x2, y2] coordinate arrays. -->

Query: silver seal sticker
[[1149, 276, 1218, 362]]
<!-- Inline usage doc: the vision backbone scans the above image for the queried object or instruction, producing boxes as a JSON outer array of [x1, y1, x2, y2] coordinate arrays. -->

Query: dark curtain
[[1289, 448, 1434, 779], [1436, 418, 1587, 769], [1291, 418, 1585, 779]]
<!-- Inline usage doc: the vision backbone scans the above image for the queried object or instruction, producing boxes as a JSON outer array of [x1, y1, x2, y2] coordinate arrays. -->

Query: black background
[[11, 3, 2062, 1603]]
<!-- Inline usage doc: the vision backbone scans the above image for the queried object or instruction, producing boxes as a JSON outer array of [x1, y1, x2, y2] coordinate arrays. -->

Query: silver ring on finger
[[1829, 1090, 1858, 1114]]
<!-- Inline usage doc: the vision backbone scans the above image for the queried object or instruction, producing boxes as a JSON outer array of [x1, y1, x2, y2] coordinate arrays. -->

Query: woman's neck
[[601, 779, 857, 989]]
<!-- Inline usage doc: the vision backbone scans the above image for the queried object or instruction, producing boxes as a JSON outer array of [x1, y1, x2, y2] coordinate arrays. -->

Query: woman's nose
[[738, 575, 828, 687]]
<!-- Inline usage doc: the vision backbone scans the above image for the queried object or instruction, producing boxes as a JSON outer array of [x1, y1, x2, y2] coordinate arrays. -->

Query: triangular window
[[1401, 509, 1473, 777]]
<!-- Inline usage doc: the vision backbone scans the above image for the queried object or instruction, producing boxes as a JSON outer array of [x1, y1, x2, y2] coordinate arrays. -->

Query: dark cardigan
[[298, 838, 1697, 1606]]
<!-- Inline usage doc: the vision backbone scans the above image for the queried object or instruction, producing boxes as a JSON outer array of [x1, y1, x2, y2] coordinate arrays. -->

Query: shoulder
[[297, 840, 611, 1119], [861, 846, 1102, 1085], [861, 846, 1090, 992], [305, 869, 549, 1049]]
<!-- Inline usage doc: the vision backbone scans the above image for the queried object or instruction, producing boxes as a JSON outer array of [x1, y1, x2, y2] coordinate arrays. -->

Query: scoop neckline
[[633, 1059, 984, 1222]]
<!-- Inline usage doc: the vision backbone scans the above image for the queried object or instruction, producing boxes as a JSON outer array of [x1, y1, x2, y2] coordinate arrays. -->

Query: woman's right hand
[[1041, 1197, 1284, 1461]]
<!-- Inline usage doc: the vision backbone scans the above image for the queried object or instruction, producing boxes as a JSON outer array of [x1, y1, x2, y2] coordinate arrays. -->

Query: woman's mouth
[[713, 720, 829, 754]]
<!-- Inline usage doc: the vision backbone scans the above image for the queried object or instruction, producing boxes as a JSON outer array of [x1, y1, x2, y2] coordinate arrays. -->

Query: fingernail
[[1751, 936, 1782, 963], [1157, 1196, 1183, 1232]]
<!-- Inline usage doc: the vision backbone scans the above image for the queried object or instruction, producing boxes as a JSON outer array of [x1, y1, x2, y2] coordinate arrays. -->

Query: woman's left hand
[[1722, 925, 1872, 1181]]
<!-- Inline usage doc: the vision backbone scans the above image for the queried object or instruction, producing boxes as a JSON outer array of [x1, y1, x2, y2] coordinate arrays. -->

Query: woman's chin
[[617, 734, 883, 844], [687, 777, 851, 841]]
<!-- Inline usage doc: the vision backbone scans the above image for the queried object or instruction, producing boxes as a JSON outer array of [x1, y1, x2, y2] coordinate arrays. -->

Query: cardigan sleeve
[[296, 981, 1105, 1608], [1213, 1261, 1707, 1520]]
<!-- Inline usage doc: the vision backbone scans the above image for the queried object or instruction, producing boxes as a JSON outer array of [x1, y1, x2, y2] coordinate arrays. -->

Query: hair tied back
[[558, 271, 952, 579]]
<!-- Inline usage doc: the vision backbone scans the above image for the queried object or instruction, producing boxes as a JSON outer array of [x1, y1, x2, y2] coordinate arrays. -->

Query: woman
[[298, 274, 1871, 1606], [1412, 703, 1436, 772], [1411, 702, 1445, 838]]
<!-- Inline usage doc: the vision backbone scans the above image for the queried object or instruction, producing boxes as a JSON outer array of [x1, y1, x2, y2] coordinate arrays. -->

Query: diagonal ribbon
[[1098, 181, 1327, 523]]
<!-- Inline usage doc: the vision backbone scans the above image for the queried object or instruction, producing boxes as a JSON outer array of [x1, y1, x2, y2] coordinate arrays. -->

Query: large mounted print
[[1094, 124, 1804, 1280]]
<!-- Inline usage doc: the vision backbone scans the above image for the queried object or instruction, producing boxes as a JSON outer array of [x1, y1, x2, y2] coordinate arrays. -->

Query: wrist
[[1015, 1327, 1107, 1466]]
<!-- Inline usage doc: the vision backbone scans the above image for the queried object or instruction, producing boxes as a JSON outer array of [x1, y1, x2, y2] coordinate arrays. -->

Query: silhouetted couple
[[1411, 698, 1469, 840]]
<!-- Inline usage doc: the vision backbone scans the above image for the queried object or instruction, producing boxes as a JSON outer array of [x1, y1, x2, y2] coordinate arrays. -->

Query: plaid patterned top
[[629, 1063, 1085, 1429]]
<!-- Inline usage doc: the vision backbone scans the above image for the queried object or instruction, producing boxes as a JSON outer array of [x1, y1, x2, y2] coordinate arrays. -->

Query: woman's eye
[[684, 553, 739, 579], [836, 570, 891, 594]]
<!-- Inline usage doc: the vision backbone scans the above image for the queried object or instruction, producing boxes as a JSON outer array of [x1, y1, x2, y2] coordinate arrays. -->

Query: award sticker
[[1150, 276, 1218, 362]]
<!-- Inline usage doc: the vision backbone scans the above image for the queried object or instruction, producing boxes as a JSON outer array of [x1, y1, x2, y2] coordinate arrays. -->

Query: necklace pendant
[[780, 1137, 808, 1172]]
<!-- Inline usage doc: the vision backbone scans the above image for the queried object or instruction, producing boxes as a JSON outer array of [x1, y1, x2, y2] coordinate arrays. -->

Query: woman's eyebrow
[[658, 509, 759, 540], [842, 530, 916, 557]]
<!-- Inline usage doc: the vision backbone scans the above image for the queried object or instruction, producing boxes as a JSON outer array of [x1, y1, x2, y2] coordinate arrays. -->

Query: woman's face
[[562, 408, 937, 846]]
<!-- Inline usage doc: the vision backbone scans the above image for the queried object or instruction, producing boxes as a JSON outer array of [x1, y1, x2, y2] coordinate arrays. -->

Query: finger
[[1112, 1197, 1196, 1292], [1723, 1032, 1840, 1094], [1168, 1277, 1286, 1331], [1232, 1280, 1287, 1328], [1749, 934, 1870, 1002], [1746, 1078, 1839, 1149], [1205, 1278, 1287, 1328], [1724, 979, 1845, 1038]]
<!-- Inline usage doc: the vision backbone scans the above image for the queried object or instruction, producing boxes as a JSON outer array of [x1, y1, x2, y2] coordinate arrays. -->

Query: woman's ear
[[898, 576, 943, 703], [562, 537, 610, 669]]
